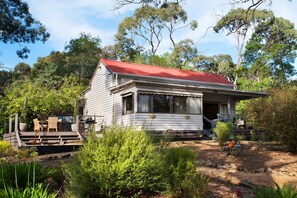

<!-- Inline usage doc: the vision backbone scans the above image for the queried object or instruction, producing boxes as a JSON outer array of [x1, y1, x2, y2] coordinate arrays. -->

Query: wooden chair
[[33, 118, 43, 132], [47, 117, 58, 132]]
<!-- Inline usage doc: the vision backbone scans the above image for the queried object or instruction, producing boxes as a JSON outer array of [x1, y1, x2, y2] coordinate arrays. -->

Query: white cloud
[[22, 0, 297, 68]]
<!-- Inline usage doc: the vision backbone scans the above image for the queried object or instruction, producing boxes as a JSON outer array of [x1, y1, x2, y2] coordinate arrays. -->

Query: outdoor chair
[[47, 117, 58, 132], [33, 118, 43, 132]]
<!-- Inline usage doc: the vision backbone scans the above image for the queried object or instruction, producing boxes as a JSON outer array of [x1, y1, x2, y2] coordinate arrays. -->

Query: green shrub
[[63, 126, 167, 198], [247, 86, 297, 151], [163, 147, 209, 198], [0, 162, 55, 190], [255, 182, 297, 198], [15, 147, 38, 159], [0, 141, 11, 156], [0, 183, 57, 198], [213, 122, 233, 146]]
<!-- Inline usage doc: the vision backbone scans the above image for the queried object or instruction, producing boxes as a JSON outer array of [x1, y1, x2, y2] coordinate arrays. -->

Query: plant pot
[[19, 123, 27, 132], [71, 124, 78, 132]]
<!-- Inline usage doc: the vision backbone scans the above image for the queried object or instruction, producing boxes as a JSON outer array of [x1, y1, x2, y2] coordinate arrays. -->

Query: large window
[[137, 93, 202, 114], [153, 95, 171, 113], [138, 94, 151, 112], [188, 97, 201, 114], [123, 94, 133, 115], [173, 96, 187, 114]]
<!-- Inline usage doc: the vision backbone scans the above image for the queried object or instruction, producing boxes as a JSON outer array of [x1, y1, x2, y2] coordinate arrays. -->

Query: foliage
[[3, 75, 85, 119], [64, 126, 209, 197], [169, 39, 198, 69], [15, 147, 38, 159], [244, 17, 297, 85], [193, 54, 235, 82], [246, 86, 297, 151], [65, 33, 102, 84], [13, 62, 31, 80], [63, 126, 167, 198], [0, 141, 11, 156], [0, 0, 50, 58], [163, 147, 209, 198], [255, 182, 297, 198], [0, 183, 57, 198], [0, 162, 55, 190], [213, 122, 233, 146], [213, 8, 274, 85], [116, 3, 196, 61]]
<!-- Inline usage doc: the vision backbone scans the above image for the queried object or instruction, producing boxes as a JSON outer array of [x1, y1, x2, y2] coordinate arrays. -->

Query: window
[[153, 95, 171, 113], [188, 97, 202, 114], [123, 94, 133, 115], [138, 94, 151, 112], [173, 96, 187, 114], [137, 93, 202, 115]]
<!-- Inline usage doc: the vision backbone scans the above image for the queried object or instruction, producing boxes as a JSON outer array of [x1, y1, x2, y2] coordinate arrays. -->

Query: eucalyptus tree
[[65, 33, 102, 84], [0, 0, 50, 58], [115, 4, 196, 61], [244, 17, 297, 85], [169, 39, 198, 69], [193, 54, 235, 82], [213, 8, 273, 85]]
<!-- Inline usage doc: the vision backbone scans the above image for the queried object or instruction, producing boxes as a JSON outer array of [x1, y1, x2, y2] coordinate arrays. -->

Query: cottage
[[83, 59, 266, 133]]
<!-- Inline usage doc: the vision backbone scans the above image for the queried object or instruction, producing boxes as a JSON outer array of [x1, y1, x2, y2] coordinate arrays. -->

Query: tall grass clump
[[0, 162, 56, 198], [213, 121, 233, 146], [0, 183, 57, 198], [163, 147, 209, 197], [255, 182, 297, 198], [63, 126, 167, 198], [0, 162, 55, 189]]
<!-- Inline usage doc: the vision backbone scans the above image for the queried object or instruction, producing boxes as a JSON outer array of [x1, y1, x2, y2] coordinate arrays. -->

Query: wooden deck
[[3, 131, 83, 154]]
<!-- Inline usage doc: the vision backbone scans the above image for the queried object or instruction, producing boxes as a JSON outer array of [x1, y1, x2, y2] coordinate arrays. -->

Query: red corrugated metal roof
[[101, 59, 234, 86]]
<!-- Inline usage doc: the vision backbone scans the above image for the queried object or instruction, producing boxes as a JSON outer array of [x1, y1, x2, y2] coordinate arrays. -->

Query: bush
[[213, 122, 233, 146], [64, 126, 209, 198], [163, 147, 209, 198], [247, 86, 297, 151], [0, 141, 11, 156], [63, 126, 167, 198], [255, 182, 297, 198]]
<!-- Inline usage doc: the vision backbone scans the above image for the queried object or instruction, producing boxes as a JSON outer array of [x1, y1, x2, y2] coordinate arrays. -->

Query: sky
[[1, 0, 297, 72]]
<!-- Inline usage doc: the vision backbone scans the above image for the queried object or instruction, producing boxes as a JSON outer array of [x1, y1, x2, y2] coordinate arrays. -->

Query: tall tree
[[193, 54, 235, 81], [65, 33, 102, 84], [13, 62, 31, 80], [0, 0, 50, 58], [244, 17, 297, 85], [169, 39, 198, 69], [213, 8, 273, 85], [116, 4, 196, 61]]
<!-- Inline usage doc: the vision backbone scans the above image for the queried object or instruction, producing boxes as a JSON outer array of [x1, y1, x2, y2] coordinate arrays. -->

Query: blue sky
[[1, 0, 297, 73]]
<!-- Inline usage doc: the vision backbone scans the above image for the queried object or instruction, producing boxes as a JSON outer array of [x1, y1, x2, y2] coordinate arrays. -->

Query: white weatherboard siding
[[134, 114, 203, 131], [84, 63, 113, 129], [113, 87, 136, 126]]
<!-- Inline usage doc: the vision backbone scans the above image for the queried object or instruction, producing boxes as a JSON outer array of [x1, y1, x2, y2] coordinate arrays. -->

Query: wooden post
[[15, 113, 19, 132], [9, 116, 12, 133], [76, 115, 79, 132], [227, 95, 231, 120]]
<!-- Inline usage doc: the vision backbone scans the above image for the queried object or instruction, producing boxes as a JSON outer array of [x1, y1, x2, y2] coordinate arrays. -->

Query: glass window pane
[[123, 95, 133, 114], [153, 95, 171, 113], [173, 96, 187, 114], [188, 97, 201, 114], [138, 94, 151, 112]]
